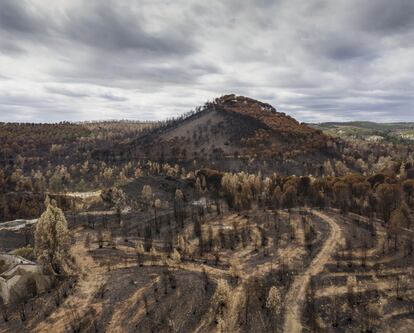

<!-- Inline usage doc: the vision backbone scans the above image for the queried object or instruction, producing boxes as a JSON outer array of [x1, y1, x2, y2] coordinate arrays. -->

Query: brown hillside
[[213, 94, 321, 139], [210, 94, 328, 152], [102, 95, 335, 174]]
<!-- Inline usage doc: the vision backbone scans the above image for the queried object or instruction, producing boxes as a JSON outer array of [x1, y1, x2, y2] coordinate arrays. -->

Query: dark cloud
[[354, 0, 414, 34], [0, 0, 43, 33], [0, 0, 413, 122], [63, 3, 196, 56], [0, 40, 26, 55]]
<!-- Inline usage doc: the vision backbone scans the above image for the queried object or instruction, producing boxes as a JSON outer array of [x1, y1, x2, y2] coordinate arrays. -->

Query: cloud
[[46, 86, 90, 99], [0, 0, 43, 33], [0, 0, 413, 123], [352, 0, 414, 34], [62, 2, 197, 56], [0, 40, 26, 55]]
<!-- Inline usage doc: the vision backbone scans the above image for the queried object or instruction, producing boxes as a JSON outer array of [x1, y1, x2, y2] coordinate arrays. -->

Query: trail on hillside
[[32, 230, 107, 333], [283, 210, 342, 333]]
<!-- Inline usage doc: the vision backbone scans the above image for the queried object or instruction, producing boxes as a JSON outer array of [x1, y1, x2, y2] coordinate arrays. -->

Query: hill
[[314, 121, 414, 130], [312, 121, 414, 142], [111, 95, 335, 174], [0, 121, 156, 167]]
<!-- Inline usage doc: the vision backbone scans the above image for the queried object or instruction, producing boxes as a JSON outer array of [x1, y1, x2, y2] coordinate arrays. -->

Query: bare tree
[[143, 294, 149, 315], [97, 229, 103, 248], [306, 276, 317, 332], [0, 297, 9, 323], [153, 198, 162, 234], [142, 185, 153, 210], [136, 242, 145, 267], [85, 233, 91, 250]]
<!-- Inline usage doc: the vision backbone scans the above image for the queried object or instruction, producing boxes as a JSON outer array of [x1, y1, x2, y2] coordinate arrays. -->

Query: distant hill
[[97, 94, 338, 175], [313, 121, 414, 130], [311, 121, 414, 142]]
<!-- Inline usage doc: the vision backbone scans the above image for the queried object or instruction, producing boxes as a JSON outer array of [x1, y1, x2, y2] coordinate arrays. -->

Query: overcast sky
[[0, 0, 413, 123]]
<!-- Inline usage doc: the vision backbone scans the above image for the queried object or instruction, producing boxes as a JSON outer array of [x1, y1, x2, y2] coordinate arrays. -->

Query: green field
[[310, 121, 414, 141]]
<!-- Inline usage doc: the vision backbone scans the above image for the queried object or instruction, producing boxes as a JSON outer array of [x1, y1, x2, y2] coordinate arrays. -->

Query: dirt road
[[283, 210, 342, 333], [33, 231, 107, 333]]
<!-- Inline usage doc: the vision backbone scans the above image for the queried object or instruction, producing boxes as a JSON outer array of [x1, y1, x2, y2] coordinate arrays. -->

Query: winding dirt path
[[32, 231, 107, 333], [283, 210, 342, 333]]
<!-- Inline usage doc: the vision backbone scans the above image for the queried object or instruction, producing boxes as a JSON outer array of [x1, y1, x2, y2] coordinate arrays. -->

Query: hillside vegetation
[[118, 95, 335, 175], [1, 95, 414, 333]]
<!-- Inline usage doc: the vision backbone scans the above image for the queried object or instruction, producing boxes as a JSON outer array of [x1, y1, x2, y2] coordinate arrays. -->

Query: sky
[[0, 0, 414, 123]]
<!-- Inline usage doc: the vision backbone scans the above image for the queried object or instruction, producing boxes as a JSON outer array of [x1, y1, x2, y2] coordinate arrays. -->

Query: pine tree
[[35, 198, 70, 273]]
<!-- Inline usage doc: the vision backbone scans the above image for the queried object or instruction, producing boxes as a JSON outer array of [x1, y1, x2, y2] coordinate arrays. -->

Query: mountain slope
[[210, 94, 327, 152], [97, 94, 336, 174]]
